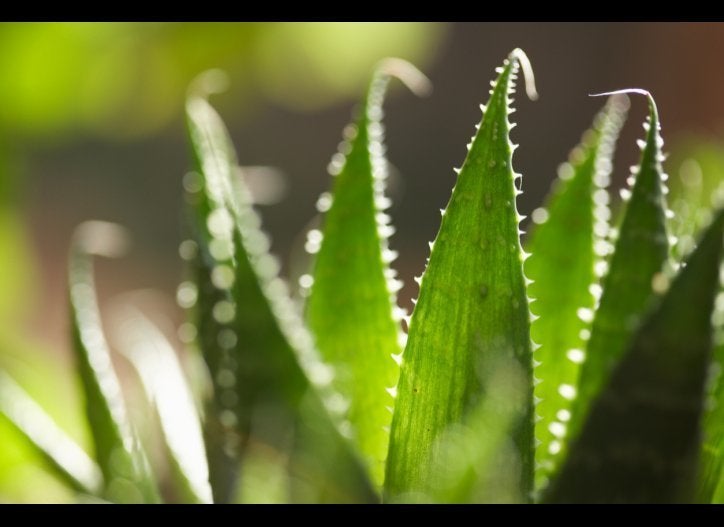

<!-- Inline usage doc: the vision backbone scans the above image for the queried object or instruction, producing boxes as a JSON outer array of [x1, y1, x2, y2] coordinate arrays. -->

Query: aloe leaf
[[69, 221, 160, 503], [568, 91, 671, 441], [112, 304, 213, 504], [305, 59, 430, 487], [547, 208, 724, 503], [185, 87, 375, 503], [526, 95, 629, 489], [384, 49, 537, 502], [0, 371, 102, 495]]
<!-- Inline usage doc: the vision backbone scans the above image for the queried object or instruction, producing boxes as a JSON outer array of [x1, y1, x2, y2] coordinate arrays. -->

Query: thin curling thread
[[590, 89, 658, 123]]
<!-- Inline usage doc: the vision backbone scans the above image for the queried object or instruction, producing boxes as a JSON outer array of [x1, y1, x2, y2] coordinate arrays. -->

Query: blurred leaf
[[547, 208, 724, 503], [185, 91, 375, 503], [254, 23, 445, 111], [306, 59, 430, 487], [0, 371, 102, 495], [526, 95, 629, 490], [667, 140, 724, 262], [569, 92, 671, 442], [69, 221, 160, 503], [112, 305, 213, 504], [0, 23, 444, 140], [0, 333, 92, 502], [384, 49, 537, 502]]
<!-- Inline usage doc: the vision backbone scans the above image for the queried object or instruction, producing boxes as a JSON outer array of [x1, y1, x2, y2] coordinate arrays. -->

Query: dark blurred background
[[2, 22, 724, 501]]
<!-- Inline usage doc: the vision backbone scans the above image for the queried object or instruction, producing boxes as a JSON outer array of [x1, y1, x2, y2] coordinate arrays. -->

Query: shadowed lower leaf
[[547, 207, 724, 503]]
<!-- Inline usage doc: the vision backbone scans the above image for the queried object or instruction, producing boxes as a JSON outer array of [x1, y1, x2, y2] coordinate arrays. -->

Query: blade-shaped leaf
[[0, 370, 102, 495], [185, 90, 376, 503], [305, 59, 430, 487], [568, 91, 671, 441], [526, 95, 629, 490], [69, 221, 160, 504], [547, 207, 724, 503], [112, 304, 213, 504], [384, 49, 537, 502]]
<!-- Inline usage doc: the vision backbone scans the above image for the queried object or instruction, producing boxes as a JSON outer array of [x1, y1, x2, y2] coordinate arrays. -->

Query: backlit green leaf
[[306, 59, 430, 487], [526, 95, 629, 490], [384, 49, 537, 502], [547, 207, 724, 503]]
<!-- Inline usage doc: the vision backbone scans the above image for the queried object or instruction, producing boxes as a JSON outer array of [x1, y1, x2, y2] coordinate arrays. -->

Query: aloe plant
[[2, 49, 724, 504]]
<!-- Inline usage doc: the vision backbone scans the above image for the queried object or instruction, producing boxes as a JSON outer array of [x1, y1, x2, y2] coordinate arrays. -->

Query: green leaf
[[568, 91, 671, 442], [306, 58, 430, 487], [111, 304, 213, 504], [0, 370, 102, 495], [384, 49, 537, 502], [526, 95, 629, 490], [185, 87, 375, 503], [68, 221, 161, 503], [546, 207, 724, 503]]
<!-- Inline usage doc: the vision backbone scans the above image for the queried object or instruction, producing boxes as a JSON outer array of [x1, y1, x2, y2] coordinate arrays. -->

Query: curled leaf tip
[[590, 88, 650, 99], [376, 57, 432, 97], [73, 220, 130, 258], [509, 48, 538, 101], [188, 68, 230, 99]]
